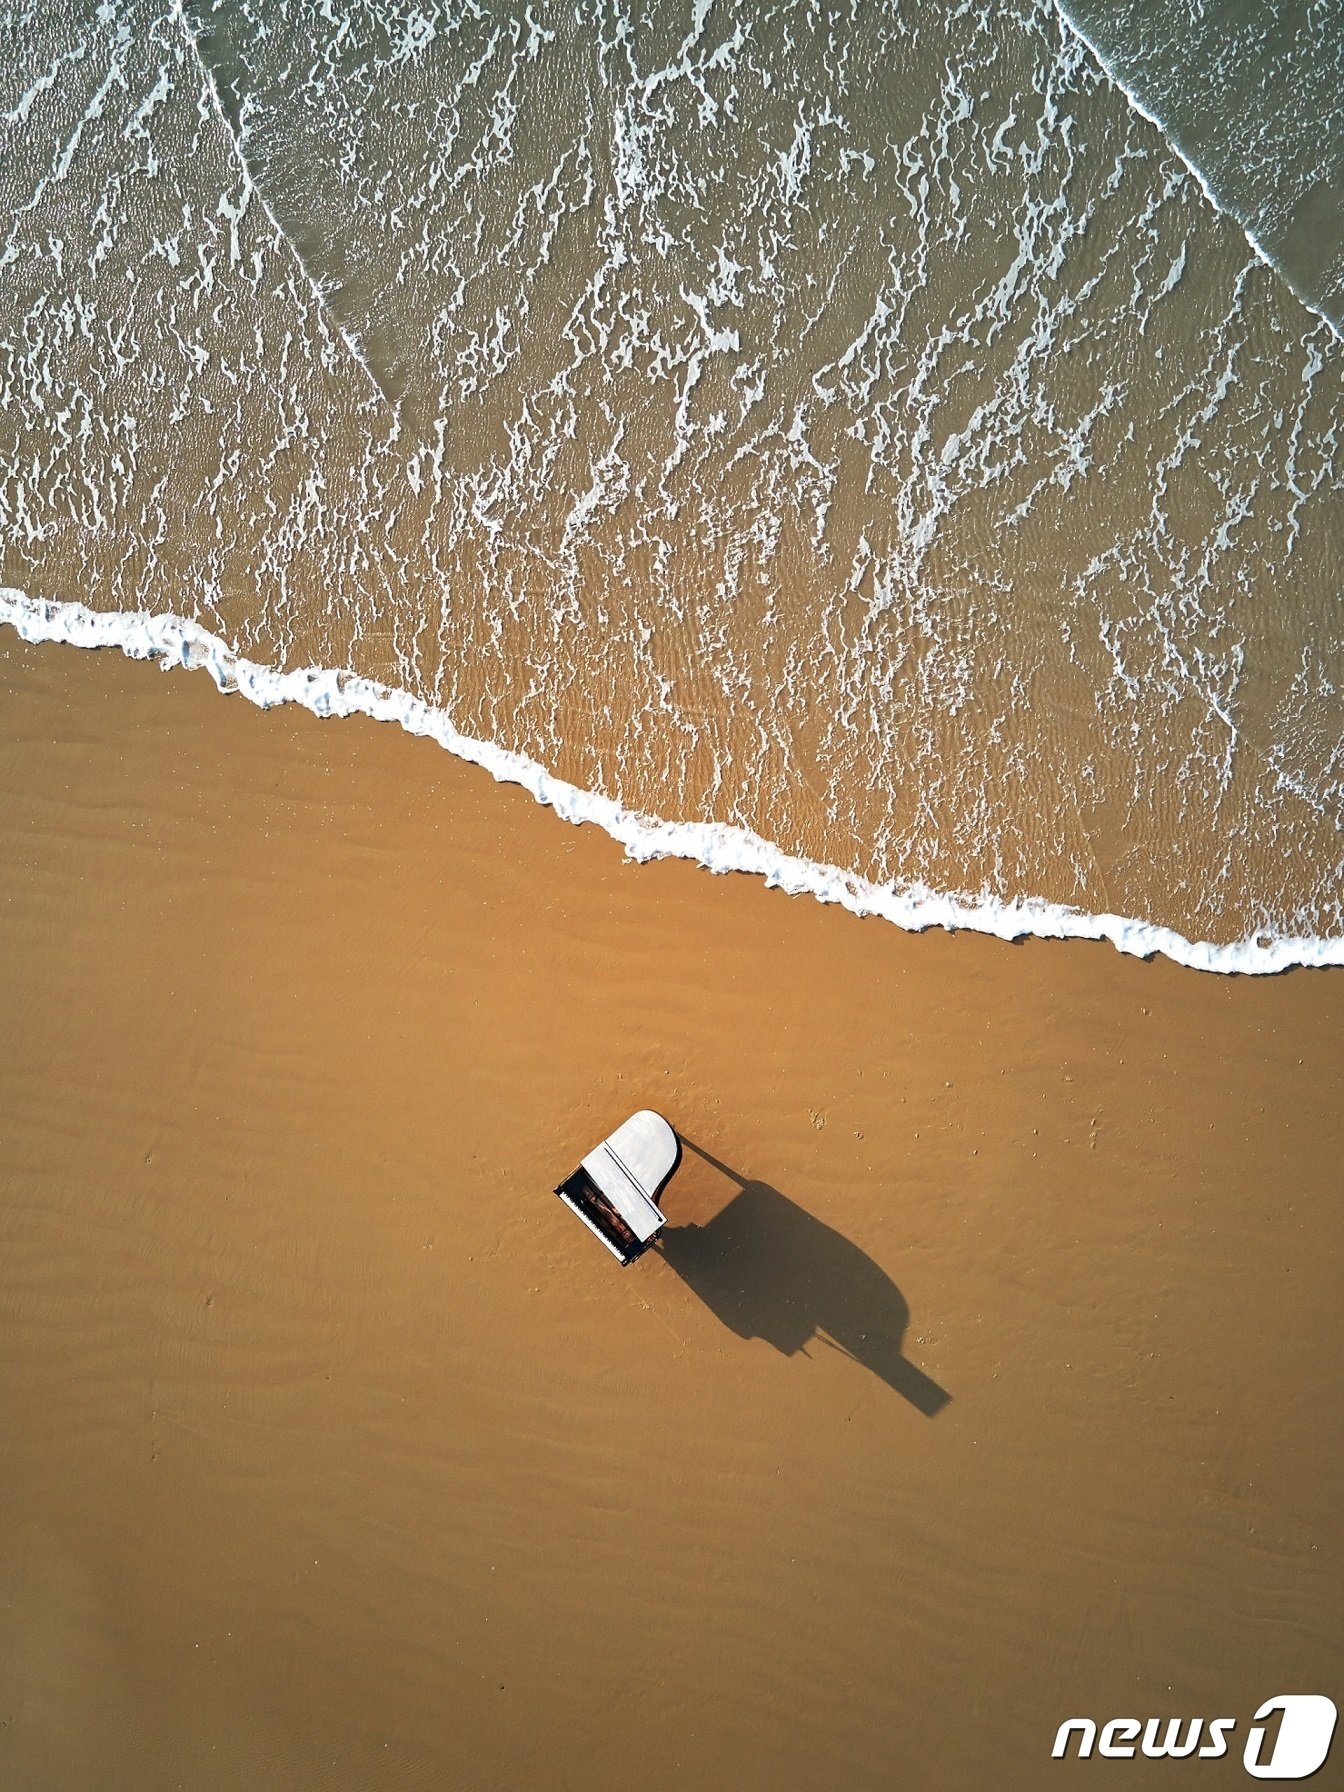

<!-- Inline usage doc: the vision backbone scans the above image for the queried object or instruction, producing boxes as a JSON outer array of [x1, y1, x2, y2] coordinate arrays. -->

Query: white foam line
[[3, 588, 1340, 976], [1051, 0, 1343, 343]]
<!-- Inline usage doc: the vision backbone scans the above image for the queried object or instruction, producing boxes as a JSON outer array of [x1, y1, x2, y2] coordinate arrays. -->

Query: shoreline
[[4, 588, 1339, 978]]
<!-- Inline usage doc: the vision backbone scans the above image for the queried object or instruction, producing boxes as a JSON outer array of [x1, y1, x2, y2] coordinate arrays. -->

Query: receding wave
[[5, 588, 1340, 975]]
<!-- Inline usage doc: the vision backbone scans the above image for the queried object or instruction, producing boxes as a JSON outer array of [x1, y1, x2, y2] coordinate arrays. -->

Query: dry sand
[[0, 631, 1340, 1791]]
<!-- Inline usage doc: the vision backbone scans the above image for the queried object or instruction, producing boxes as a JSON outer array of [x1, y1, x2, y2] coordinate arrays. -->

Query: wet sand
[[0, 630, 1340, 1791]]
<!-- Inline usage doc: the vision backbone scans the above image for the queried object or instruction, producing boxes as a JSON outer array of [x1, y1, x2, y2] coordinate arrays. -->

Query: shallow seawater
[[1, 0, 1341, 962]]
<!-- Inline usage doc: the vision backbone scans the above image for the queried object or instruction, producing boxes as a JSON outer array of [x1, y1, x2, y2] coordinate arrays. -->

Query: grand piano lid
[[580, 1109, 679, 1241]]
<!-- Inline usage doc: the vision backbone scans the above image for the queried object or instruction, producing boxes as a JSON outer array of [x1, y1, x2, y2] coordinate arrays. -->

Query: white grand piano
[[554, 1110, 681, 1265]]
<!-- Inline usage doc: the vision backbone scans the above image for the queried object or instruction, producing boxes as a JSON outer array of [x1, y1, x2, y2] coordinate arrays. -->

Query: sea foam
[[4, 588, 1338, 977]]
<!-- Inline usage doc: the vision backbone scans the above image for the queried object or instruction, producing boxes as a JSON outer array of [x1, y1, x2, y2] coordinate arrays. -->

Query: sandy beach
[[0, 629, 1340, 1791]]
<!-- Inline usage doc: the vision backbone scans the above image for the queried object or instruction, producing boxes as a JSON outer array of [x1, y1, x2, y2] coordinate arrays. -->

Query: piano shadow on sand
[[657, 1141, 951, 1416]]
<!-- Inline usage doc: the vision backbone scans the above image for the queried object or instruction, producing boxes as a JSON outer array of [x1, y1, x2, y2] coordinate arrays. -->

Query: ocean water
[[1, 0, 1341, 969]]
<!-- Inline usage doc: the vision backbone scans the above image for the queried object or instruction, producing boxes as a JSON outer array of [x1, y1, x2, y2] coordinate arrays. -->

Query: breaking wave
[[1054, 0, 1344, 333]]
